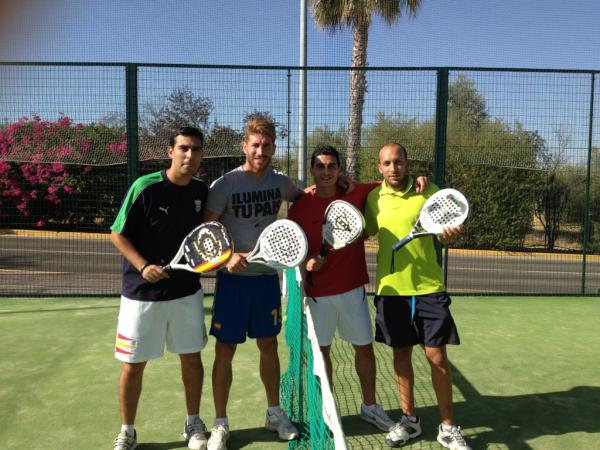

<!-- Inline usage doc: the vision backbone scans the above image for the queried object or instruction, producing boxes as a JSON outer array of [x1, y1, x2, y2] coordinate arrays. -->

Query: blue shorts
[[373, 292, 460, 348], [210, 271, 281, 344]]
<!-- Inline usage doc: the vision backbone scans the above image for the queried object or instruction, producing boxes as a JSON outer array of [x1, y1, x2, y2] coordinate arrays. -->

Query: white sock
[[187, 414, 199, 426], [362, 403, 377, 411], [441, 423, 454, 431], [406, 415, 418, 422], [121, 424, 135, 436], [214, 417, 228, 427]]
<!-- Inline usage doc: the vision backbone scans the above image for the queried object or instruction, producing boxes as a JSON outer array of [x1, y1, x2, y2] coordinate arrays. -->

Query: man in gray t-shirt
[[206, 165, 300, 276], [202, 117, 303, 447]]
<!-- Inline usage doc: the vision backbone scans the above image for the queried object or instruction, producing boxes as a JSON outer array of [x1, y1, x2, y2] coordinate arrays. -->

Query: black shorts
[[373, 292, 460, 348]]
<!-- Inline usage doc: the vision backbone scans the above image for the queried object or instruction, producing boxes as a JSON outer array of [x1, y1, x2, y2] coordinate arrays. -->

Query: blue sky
[[1, 0, 599, 69], [1, 0, 598, 165]]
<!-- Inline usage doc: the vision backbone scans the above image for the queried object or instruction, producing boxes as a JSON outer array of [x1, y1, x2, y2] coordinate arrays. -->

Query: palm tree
[[310, 0, 422, 179]]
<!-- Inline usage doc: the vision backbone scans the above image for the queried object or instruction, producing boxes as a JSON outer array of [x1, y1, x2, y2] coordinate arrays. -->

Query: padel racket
[[246, 219, 308, 270], [391, 188, 469, 251], [320, 200, 365, 256], [163, 221, 233, 273]]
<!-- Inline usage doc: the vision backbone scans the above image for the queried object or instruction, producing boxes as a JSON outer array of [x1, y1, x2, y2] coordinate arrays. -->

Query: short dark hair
[[310, 144, 341, 168], [169, 126, 204, 148]]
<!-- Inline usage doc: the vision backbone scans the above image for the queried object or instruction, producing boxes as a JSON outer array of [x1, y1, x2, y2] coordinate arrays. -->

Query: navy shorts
[[373, 292, 460, 348], [210, 271, 281, 344]]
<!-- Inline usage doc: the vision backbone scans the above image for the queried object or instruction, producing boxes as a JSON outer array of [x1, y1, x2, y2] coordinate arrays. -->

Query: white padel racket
[[320, 200, 365, 257], [391, 188, 469, 251], [246, 219, 308, 270], [163, 221, 233, 273]]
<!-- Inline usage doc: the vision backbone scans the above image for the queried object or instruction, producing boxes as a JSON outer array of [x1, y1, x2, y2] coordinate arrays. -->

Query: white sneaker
[[265, 409, 299, 440], [359, 403, 395, 431], [183, 417, 208, 450], [113, 430, 137, 450], [207, 424, 229, 450], [385, 415, 422, 447], [437, 424, 471, 450]]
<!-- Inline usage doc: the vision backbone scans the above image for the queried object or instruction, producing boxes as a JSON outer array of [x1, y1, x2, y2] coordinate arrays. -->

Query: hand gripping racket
[[246, 219, 308, 270], [163, 221, 233, 273], [391, 188, 469, 251], [320, 200, 365, 256]]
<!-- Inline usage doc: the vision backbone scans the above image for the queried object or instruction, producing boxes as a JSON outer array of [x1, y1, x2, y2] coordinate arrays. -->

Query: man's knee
[[425, 346, 448, 368], [393, 346, 413, 363], [121, 361, 146, 378], [179, 352, 202, 368], [256, 336, 278, 355], [353, 343, 375, 361]]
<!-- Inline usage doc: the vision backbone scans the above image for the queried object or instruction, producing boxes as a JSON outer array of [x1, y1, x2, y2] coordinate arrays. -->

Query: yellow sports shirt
[[365, 177, 446, 296]]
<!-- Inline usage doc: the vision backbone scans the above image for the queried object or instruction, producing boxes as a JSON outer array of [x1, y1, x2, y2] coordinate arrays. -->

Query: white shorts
[[306, 286, 373, 347], [115, 290, 208, 363]]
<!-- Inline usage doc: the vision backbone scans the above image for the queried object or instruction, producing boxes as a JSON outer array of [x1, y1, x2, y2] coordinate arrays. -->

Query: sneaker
[[183, 417, 208, 450], [113, 430, 137, 450], [385, 415, 422, 447], [359, 403, 395, 431], [207, 424, 229, 450], [437, 424, 471, 450], [265, 409, 299, 440]]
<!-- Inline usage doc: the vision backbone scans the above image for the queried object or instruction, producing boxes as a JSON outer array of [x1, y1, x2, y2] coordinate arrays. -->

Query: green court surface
[[1, 296, 599, 449]]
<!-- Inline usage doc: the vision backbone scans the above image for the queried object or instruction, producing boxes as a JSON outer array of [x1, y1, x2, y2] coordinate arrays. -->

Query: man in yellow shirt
[[364, 143, 470, 450]]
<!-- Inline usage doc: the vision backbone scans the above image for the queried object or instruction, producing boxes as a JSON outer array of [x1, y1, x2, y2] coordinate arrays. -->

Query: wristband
[[139, 263, 151, 274]]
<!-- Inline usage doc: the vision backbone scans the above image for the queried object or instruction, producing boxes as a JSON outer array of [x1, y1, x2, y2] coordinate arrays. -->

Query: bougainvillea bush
[[0, 116, 128, 231]]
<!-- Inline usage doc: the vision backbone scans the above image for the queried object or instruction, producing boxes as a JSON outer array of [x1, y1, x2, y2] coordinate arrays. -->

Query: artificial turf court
[[1, 296, 599, 449]]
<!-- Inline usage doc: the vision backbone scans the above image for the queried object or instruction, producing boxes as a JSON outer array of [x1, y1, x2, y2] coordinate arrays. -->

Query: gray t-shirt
[[206, 166, 302, 275]]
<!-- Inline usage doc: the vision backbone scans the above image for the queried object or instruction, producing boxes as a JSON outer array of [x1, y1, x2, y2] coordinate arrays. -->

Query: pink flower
[[46, 193, 60, 205], [0, 161, 10, 175], [36, 219, 46, 227], [63, 184, 73, 194], [51, 162, 65, 173], [56, 116, 72, 128], [80, 139, 91, 152], [56, 144, 73, 159]]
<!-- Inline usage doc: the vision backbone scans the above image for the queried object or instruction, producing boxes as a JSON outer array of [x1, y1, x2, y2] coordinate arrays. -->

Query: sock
[[441, 423, 454, 431], [267, 405, 283, 416], [187, 414, 199, 426], [214, 417, 228, 427], [362, 403, 377, 411], [121, 424, 135, 436], [406, 415, 418, 423]]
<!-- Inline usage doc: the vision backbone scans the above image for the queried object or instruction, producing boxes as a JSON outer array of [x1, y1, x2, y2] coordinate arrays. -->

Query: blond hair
[[244, 117, 276, 143]]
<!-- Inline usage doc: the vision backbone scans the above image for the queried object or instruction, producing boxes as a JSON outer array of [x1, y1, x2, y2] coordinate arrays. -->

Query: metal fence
[[1, 62, 599, 296]]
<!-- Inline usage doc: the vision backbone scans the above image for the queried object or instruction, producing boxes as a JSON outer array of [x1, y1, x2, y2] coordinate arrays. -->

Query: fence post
[[434, 68, 449, 186], [125, 63, 139, 185], [434, 68, 449, 268], [582, 72, 595, 295], [287, 69, 292, 177]]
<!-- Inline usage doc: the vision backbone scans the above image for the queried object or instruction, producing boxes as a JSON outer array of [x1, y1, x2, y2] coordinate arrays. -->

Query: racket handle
[[318, 244, 329, 258], [392, 236, 413, 251]]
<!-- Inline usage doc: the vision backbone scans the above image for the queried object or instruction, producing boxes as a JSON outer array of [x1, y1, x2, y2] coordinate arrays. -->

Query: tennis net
[[280, 268, 347, 449]]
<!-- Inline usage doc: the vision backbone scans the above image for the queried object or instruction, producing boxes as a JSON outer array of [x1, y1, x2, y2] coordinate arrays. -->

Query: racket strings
[[425, 196, 467, 226], [324, 207, 363, 246], [264, 226, 304, 265], [196, 231, 222, 260], [186, 226, 230, 264]]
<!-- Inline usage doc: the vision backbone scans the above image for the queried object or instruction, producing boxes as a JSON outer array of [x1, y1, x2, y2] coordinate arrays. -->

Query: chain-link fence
[[1, 63, 599, 296]]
